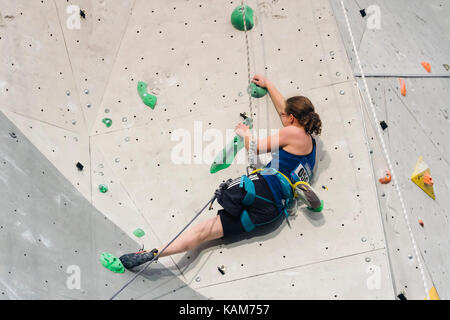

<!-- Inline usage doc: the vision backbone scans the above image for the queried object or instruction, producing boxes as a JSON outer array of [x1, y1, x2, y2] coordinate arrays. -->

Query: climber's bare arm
[[236, 125, 294, 154], [266, 81, 286, 119], [252, 75, 286, 122]]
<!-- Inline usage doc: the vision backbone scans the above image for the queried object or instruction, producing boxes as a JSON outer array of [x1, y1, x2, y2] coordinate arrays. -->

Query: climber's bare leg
[[158, 215, 224, 257]]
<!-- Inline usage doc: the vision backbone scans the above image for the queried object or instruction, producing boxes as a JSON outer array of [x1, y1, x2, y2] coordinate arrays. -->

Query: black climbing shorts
[[217, 173, 279, 238]]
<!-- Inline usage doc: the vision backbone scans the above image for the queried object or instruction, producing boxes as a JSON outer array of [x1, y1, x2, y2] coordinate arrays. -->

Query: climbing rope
[[109, 192, 221, 300], [241, 1, 258, 172], [241, 0, 253, 117], [339, 0, 429, 299]]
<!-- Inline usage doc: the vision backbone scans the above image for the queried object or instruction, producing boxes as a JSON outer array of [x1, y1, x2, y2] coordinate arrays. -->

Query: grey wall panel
[[356, 77, 450, 299], [331, 0, 450, 76], [332, 0, 450, 299], [0, 110, 203, 300]]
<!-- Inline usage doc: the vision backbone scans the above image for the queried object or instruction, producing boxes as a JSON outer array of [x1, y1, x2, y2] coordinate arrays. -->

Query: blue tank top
[[261, 137, 317, 205]]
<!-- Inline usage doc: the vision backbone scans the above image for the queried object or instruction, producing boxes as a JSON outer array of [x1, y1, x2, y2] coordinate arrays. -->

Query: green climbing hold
[[307, 200, 324, 213], [231, 5, 254, 31], [133, 228, 145, 238], [210, 135, 244, 174], [99, 184, 108, 193], [137, 81, 157, 109], [210, 117, 253, 174], [248, 82, 268, 98], [102, 118, 112, 128], [100, 252, 125, 273]]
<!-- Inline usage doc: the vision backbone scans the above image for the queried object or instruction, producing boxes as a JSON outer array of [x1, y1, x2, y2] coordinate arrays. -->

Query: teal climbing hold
[[210, 117, 253, 174], [137, 81, 157, 109], [133, 228, 145, 238], [99, 184, 108, 193], [102, 118, 112, 128], [100, 252, 125, 273], [231, 5, 254, 31], [248, 82, 268, 98], [210, 135, 244, 174]]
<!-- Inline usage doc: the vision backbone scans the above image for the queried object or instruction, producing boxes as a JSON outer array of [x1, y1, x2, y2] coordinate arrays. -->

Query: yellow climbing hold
[[411, 156, 435, 200], [424, 286, 440, 300]]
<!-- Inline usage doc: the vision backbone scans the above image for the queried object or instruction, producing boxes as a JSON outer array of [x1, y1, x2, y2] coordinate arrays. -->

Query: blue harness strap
[[240, 175, 256, 206], [241, 210, 256, 232], [239, 173, 292, 232]]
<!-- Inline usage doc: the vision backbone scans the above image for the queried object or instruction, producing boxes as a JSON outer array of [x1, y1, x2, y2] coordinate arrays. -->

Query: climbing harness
[[239, 170, 292, 232], [238, 168, 323, 232], [109, 179, 232, 300]]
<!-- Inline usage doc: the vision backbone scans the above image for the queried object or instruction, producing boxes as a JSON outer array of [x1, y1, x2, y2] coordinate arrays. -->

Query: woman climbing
[[119, 74, 322, 270]]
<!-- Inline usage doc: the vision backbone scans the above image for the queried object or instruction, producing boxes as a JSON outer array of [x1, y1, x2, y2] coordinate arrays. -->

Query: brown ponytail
[[285, 96, 322, 135]]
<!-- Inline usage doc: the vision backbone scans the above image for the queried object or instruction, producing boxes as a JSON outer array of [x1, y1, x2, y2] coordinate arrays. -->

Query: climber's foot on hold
[[119, 248, 159, 270]]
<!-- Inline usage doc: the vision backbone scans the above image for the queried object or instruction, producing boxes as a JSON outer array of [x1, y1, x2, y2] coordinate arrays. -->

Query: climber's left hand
[[235, 122, 251, 138]]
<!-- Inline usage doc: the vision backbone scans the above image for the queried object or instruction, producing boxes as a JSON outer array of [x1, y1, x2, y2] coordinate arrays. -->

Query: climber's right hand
[[252, 74, 269, 88]]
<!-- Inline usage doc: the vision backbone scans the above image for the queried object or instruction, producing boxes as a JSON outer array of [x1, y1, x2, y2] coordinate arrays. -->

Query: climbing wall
[[4, 0, 447, 299], [331, 0, 450, 299], [0, 111, 204, 300], [88, 0, 393, 298]]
